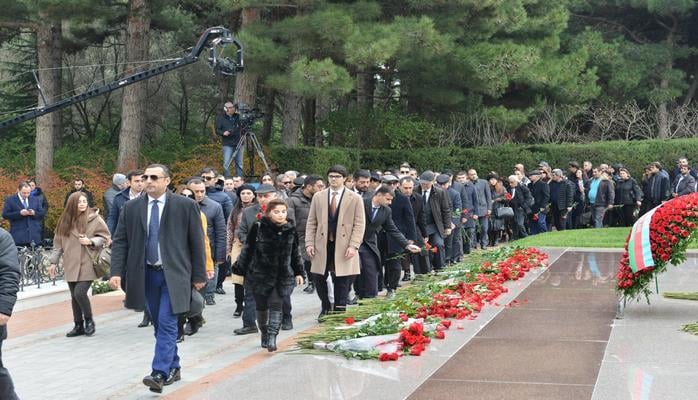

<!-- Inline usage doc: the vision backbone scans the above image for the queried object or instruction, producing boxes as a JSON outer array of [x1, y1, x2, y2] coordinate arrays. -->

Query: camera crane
[[0, 26, 243, 129]]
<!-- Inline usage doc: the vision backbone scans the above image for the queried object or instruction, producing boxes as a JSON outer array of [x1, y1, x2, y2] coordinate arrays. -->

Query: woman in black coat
[[616, 168, 643, 227], [233, 198, 305, 352]]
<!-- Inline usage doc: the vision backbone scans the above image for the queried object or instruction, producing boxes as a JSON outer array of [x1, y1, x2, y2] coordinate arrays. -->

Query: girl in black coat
[[234, 199, 305, 352]]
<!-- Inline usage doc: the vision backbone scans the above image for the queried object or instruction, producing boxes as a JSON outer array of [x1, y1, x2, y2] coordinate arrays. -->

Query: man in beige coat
[[306, 165, 365, 320]]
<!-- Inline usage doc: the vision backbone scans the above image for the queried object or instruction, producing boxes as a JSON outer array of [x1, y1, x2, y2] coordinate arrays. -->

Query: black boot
[[84, 318, 96, 336], [138, 311, 151, 328], [257, 310, 269, 348], [66, 321, 85, 337], [267, 310, 283, 352]]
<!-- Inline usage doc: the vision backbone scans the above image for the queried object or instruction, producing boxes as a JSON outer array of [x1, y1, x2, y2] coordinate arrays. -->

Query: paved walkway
[[4, 249, 698, 399]]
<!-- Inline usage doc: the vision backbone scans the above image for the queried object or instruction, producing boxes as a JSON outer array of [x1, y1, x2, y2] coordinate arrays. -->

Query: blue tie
[[147, 200, 160, 265], [22, 198, 28, 209], [372, 207, 379, 221]]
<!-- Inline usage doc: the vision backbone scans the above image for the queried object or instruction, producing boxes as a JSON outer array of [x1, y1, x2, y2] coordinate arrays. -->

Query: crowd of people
[[0, 155, 695, 396]]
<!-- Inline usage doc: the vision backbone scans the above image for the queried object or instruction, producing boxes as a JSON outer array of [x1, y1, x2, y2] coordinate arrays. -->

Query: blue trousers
[[145, 268, 180, 376], [205, 265, 219, 297], [530, 212, 548, 235], [222, 145, 244, 177]]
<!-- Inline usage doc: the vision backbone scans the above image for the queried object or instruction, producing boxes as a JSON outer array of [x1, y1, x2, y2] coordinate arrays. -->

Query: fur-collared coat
[[235, 217, 305, 297]]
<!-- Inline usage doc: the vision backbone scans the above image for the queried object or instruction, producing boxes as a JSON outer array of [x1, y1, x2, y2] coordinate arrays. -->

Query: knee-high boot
[[267, 310, 283, 352], [257, 310, 269, 348]]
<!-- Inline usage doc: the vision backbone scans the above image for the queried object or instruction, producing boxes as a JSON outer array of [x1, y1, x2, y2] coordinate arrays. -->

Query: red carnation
[[435, 331, 445, 339], [344, 317, 355, 325], [255, 212, 262, 220], [379, 352, 399, 361], [260, 204, 268, 212]]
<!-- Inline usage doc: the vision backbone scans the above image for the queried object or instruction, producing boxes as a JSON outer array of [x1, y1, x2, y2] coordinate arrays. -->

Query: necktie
[[22, 198, 28, 209], [330, 192, 338, 216], [147, 200, 160, 265], [371, 207, 379, 221]]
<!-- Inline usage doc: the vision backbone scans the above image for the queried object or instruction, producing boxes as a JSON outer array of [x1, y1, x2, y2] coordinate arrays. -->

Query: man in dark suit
[[109, 164, 207, 394], [672, 164, 696, 197], [528, 171, 550, 234], [356, 186, 420, 299], [382, 175, 418, 296], [416, 171, 451, 271], [352, 169, 374, 200], [399, 177, 430, 276], [2, 181, 46, 246], [0, 228, 20, 400], [455, 173, 478, 255], [506, 175, 531, 239], [437, 174, 461, 264], [107, 170, 144, 234], [549, 169, 575, 231]]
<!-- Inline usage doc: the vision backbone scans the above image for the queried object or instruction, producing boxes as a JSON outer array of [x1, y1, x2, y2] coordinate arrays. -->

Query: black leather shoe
[[215, 286, 226, 295], [184, 321, 199, 336], [176, 332, 184, 343], [402, 274, 411, 282], [165, 368, 181, 386], [84, 318, 95, 336], [233, 305, 243, 318], [143, 372, 166, 393], [303, 283, 315, 294], [233, 325, 258, 335], [138, 312, 151, 328], [317, 310, 327, 323], [205, 296, 216, 306], [66, 321, 85, 337], [281, 316, 293, 331]]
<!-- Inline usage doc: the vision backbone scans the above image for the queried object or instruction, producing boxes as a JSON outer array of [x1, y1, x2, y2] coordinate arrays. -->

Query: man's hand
[[461, 217, 468, 224], [423, 237, 429, 244], [567, 207, 572, 212], [295, 275, 304, 286], [223, 130, 230, 136], [206, 271, 215, 280], [345, 246, 357, 259], [637, 201, 642, 207], [193, 281, 206, 290], [0, 313, 9, 326], [109, 276, 121, 290], [306, 245, 315, 258], [444, 228, 452, 236], [20, 209, 29, 216], [406, 244, 421, 253], [487, 209, 492, 216], [472, 214, 479, 220]]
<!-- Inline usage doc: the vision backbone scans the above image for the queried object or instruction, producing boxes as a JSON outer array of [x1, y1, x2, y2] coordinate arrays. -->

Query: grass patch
[[512, 227, 698, 249], [663, 292, 698, 301]]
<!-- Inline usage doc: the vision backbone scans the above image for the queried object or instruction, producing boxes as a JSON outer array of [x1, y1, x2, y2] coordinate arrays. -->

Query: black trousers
[[234, 283, 244, 307], [384, 254, 403, 290], [0, 327, 18, 400], [621, 204, 637, 227], [412, 253, 431, 274], [313, 271, 352, 312], [550, 206, 567, 231], [68, 281, 93, 322], [356, 245, 379, 298], [253, 289, 284, 313]]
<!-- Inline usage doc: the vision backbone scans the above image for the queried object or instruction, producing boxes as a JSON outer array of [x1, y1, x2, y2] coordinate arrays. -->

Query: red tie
[[329, 192, 338, 241]]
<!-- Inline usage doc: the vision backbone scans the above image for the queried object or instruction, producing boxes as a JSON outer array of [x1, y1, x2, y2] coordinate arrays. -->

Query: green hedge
[[271, 138, 698, 178]]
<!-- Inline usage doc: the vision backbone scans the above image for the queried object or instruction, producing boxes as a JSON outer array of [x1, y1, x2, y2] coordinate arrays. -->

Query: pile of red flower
[[378, 248, 548, 361], [617, 193, 698, 301]]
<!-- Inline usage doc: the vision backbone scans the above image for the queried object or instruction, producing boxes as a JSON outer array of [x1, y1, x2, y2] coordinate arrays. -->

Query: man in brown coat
[[306, 165, 365, 320]]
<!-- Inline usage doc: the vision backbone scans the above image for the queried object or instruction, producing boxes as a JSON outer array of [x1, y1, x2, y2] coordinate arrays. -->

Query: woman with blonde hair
[[49, 192, 110, 337]]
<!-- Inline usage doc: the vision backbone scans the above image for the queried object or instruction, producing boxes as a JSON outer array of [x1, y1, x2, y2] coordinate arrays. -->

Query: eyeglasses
[[328, 174, 343, 179], [202, 176, 215, 181], [142, 175, 165, 181]]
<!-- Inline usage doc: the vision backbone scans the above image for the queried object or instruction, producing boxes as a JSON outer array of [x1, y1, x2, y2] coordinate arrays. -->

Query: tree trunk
[[260, 86, 275, 144], [117, 0, 150, 171], [302, 98, 315, 146], [314, 94, 329, 146], [281, 90, 302, 146], [683, 66, 698, 106], [35, 21, 62, 185], [232, 8, 260, 107], [356, 66, 374, 110]]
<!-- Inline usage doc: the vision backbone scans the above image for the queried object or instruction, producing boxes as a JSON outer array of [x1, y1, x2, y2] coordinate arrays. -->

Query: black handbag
[[579, 207, 593, 227], [496, 206, 514, 218]]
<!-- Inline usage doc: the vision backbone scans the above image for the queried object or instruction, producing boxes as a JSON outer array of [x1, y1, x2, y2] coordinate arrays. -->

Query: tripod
[[227, 128, 270, 179]]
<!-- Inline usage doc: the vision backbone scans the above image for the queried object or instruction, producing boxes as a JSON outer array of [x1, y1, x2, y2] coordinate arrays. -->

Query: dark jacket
[[591, 179, 615, 208], [287, 190, 313, 260], [30, 187, 49, 218], [387, 190, 417, 254], [446, 186, 462, 226], [235, 217, 305, 297], [224, 190, 239, 209], [0, 228, 20, 317], [646, 172, 671, 204], [198, 197, 226, 263], [506, 185, 531, 214], [107, 188, 142, 234], [103, 184, 121, 219], [362, 198, 409, 263], [416, 185, 452, 237], [110, 193, 207, 314], [472, 179, 492, 216], [407, 192, 428, 240], [206, 185, 233, 222], [672, 174, 696, 196], [549, 179, 575, 210], [215, 113, 241, 147], [459, 182, 479, 229], [528, 180, 550, 212], [2, 194, 46, 245], [64, 188, 95, 208], [616, 178, 643, 205]]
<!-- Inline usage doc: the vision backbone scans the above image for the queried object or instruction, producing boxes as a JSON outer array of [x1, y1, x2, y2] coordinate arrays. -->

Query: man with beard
[[352, 169, 373, 199]]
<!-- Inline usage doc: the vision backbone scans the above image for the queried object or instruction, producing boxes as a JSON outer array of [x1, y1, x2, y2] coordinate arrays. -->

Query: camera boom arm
[[0, 26, 243, 131]]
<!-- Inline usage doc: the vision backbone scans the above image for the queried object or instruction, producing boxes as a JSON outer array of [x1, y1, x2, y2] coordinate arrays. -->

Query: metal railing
[[17, 243, 63, 291]]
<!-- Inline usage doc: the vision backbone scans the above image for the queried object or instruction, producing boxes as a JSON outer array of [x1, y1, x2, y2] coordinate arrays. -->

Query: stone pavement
[[4, 249, 698, 399]]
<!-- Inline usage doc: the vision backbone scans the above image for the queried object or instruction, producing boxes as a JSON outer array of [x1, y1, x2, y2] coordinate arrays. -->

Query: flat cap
[[436, 174, 450, 184], [419, 170, 436, 182], [382, 174, 399, 183], [255, 183, 276, 194]]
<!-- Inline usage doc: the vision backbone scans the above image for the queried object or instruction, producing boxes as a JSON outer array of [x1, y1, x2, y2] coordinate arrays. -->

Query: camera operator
[[216, 102, 243, 177]]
